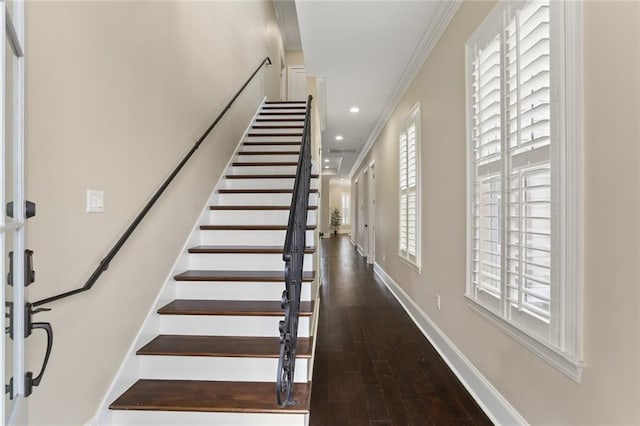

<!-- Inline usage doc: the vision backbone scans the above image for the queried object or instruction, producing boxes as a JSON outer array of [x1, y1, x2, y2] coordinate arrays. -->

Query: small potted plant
[[330, 208, 342, 235]]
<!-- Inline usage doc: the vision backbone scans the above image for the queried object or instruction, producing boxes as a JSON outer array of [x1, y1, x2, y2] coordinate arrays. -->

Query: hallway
[[309, 236, 491, 425]]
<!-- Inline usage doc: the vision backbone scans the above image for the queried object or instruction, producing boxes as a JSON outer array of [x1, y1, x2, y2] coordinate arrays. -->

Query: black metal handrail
[[33, 57, 272, 308], [277, 95, 313, 406]]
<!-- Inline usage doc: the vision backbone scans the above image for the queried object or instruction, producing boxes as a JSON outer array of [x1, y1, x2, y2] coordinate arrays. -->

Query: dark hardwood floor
[[310, 235, 492, 426]]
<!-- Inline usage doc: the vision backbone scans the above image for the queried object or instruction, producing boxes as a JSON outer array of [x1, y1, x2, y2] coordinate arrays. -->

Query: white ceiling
[[292, 1, 446, 178], [273, 1, 303, 50]]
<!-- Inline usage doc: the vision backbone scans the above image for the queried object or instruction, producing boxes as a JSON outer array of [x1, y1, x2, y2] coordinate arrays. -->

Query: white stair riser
[[139, 356, 309, 383], [217, 192, 318, 205], [230, 166, 298, 175], [242, 144, 301, 152], [108, 411, 306, 426], [260, 108, 306, 114], [245, 136, 302, 143], [250, 128, 303, 135], [175, 281, 312, 301], [235, 154, 299, 163], [159, 315, 310, 337], [200, 230, 315, 245], [252, 121, 304, 127], [188, 253, 314, 271], [223, 178, 317, 190], [209, 210, 317, 225]]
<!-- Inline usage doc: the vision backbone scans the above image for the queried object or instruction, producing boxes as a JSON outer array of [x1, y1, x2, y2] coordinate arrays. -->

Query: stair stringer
[[92, 97, 267, 426]]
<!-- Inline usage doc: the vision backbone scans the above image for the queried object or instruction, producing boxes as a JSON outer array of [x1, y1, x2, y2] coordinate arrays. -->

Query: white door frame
[[361, 169, 368, 258], [279, 54, 286, 101], [1, 1, 27, 424], [367, 161, 375, 264]]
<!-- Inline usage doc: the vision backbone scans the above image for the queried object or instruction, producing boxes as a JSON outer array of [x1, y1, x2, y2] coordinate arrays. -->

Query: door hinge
[[5, 377, 13, 400], [5, 301, 13, 339]]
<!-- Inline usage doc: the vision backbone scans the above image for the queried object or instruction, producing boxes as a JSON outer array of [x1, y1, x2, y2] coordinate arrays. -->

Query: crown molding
[[349, 0, 462, 178]]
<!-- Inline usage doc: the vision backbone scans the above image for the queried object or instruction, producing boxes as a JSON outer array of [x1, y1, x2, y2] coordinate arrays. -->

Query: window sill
[[397, 253, 421, 274], [465, 295, 585, 382]]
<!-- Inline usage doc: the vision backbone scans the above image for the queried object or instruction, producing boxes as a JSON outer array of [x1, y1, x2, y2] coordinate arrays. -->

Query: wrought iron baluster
[[277, 95, 313, 406]]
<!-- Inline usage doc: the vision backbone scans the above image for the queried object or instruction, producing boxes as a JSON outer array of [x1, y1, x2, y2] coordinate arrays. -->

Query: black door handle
[[24, 304, 53, 397]]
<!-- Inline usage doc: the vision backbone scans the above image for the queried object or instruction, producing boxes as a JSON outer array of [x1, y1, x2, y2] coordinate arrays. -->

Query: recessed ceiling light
[[335, 135, 343, 141], [350, 107, 360, 113], [324, 166, 329, 169], [324, 159, 330, 163]]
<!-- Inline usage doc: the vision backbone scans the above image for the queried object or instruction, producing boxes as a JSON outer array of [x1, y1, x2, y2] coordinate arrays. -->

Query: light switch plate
[[87, 190, 104, 213]]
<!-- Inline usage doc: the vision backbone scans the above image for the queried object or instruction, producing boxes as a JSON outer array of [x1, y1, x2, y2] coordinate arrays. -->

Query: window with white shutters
[[399, 104, 420, 268], [342, 194, 350, 225], [466, 0, 584, 377]]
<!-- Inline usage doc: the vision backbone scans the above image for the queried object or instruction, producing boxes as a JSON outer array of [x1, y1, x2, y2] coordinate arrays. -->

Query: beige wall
[[352, 1, 640, 424], [285, 49, 305, 67], [25, 2, 283, 424]]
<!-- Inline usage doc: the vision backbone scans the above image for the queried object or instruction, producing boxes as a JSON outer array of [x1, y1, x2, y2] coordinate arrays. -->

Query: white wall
[[24, 2, 283, 424], [352, 1, 640, 423]]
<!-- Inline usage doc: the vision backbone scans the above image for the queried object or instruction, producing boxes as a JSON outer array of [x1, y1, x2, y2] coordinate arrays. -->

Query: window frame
[[464, 0, 584, 381], [398, 102, 422, 271]]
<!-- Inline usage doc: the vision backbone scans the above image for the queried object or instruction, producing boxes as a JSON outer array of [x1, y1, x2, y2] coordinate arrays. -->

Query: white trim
[[93, 97, 267, 424], [562, 0, 585, 368], [466, 297, 584, 381], [349, 1, 462, 179], [373, 263, 527, 426], [356, 245, 364, 257]]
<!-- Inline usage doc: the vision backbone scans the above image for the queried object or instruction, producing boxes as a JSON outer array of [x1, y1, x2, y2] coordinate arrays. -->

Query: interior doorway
[[287, 66, 307, 101], [366, 162, 375, 264]]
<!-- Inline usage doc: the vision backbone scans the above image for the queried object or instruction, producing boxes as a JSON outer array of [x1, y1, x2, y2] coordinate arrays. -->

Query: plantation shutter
[[504, 1, 552, 321], [399, 110, 419, 264], [399, 131, 408, 255], [470, 0, 552, 322], [406, 121, 417, 259]]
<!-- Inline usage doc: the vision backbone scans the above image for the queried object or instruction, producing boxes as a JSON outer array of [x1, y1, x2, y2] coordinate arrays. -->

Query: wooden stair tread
[[232, 162, 298, 166], [218, 188, 318, 194], [225, 174, 319, 179], [137, 335, 312, 358], [243, 141, 301, 146], [188, 245, 315, 254], [247, 133, 302, 137], [264, 101, 306, 104], [255, 118, 304, 122], [262, 106, 306, 109], [158, 299, 314, 316], [109, 379, 310, 413], [210, 205, 317, 210], [238, 151, 300, 155], [200, 224, 317, 230], [174, 270, 315, 282], [252, 125, 303, 129], [259, 112, 305, 116]]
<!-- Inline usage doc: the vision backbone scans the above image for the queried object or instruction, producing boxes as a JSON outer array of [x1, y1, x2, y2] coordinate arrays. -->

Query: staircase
[[100, 100, 319, 426]]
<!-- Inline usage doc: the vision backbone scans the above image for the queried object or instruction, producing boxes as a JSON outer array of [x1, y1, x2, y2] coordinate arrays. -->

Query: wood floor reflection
[[309, 235, 492, 426]]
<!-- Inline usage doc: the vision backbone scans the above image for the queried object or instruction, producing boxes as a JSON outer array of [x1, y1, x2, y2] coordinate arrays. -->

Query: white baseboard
[[357, 245, 364, 257], [373, 263, 527, 426]]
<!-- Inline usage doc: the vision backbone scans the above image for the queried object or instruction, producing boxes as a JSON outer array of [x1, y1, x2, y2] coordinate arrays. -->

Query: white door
[[361, 170, 368, 258], [1, 2, 28, 424], [279, 56, 286, 101], [367, 163, 375, 264], [287, 66, 307, 101]]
